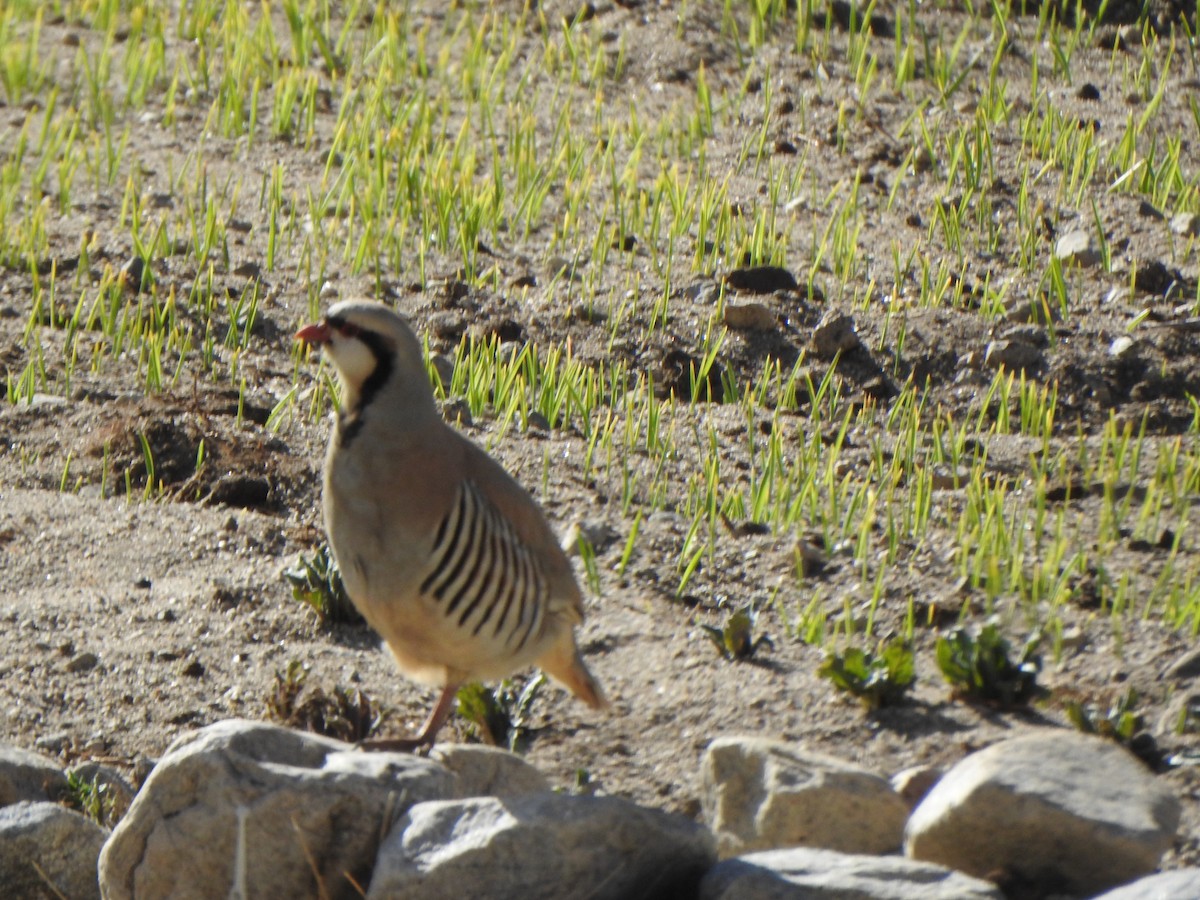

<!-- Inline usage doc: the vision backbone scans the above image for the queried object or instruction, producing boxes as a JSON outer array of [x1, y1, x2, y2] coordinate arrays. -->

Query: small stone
[[1164, 646, 1200, 681], [1156, 692, 1200, 736], [810, 311, 860, 358], [1076, 83, 1101, 101], [562, 520, 619, 555], [724, 266, 799, 294], [793, 538, 828, 577], [1004, 299, 1061, 325], [928, 465, 970, 490], [1169, 212, 1200, 237], [525, 411, 551, 431], [1137, 200, 1164, 220], [911, 147, 933, 173], [1109, 336, 1137, 358], [180, 660, 205, 679], [983, 340, 1043, 372], [34, 733, 71, 755], [1059, 626, 1086, 650], [724, 302, 776, 331], [207, 475, 270, 509], [891, 766, 942, 809], [546, 256, 580, 280], [998, 324, 1049, 347], [66, 652, 99, 674], [119, 257, 148, 292], [429, 354, 454, 390], [1054, 230, 1102, 268], [1133, 259, 1180, 296], [572, 302, 607, 323]]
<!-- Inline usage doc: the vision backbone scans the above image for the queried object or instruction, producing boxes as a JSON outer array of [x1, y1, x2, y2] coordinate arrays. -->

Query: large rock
[[1093, 869, 1200, 898], [702, 736, 908, 857], [99, 719, 458, 900], [428, 744, 550, 797], [0, 743, 69, 805], [699, 847, 1004, 899], [0, 800, 108, 900], [367, 792, 716, 899], [904, 731, 1179, 896]]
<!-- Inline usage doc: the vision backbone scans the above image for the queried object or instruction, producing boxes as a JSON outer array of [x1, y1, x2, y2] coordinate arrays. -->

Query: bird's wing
[[458, 434, 586, 620], [416, 478, 561, 658]]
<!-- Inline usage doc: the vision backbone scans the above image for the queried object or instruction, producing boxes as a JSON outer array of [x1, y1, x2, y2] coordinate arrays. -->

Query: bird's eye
[[328, 316, 363, 339]]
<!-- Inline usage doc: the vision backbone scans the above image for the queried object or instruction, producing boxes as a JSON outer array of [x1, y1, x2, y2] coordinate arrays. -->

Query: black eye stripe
[[327, 315, 364, 339]]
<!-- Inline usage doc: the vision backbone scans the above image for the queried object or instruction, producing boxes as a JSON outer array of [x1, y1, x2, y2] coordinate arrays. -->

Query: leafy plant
[[936, 623, 1042, 706], [264, 660, 383, 743], [61, 771, 117, 828], [1065, 687, 1141, 742], [456, 675, 545, 752], [819, 638, 916, 709], [1067, 685, 1168, 769], [701, 606, 773, 661], [283, 545, 362, 626]]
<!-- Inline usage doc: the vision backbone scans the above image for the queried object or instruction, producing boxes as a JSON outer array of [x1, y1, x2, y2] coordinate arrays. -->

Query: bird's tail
[[539, 637, 608, 710]]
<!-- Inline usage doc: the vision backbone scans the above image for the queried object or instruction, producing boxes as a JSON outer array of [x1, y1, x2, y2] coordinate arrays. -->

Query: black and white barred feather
[[419, 480, 547, 651]]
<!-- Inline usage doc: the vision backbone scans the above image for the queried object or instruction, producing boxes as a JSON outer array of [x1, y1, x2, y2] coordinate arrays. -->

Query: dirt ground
[[2, 0, 1200, 888]]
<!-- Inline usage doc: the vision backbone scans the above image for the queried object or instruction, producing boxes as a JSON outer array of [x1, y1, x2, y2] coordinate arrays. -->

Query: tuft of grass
[[936, 623, 1042, 706], [264, 660, 383, 743], [61, 771, 117, 828], [819, 637, 915, 709], [283, 545, 362, 626], [456, 675, 545, 752], [1064, 686, 1161, 767], [700, 605, 773, 661]]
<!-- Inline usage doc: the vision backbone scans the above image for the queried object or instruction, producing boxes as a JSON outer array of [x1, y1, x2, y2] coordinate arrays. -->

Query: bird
[[295, 299, 606, 750]]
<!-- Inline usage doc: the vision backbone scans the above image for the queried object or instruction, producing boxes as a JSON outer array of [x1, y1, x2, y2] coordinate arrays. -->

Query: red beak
[[295, 322, 331, 345]]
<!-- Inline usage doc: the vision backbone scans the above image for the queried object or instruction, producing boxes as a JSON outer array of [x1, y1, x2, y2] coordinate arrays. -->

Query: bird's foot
[[357, 735, 435, 756]]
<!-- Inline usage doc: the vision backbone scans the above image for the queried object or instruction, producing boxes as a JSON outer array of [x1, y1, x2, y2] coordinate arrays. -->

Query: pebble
[[1109, 336, 1137, 358], [810, 311, 860, 358], [724, 266, 799, 294], [1169, 212, 1200, 237], [66, 652, 99, 674], [1054, 230, 1102, 268], [983, 340, 1043, 372], [723, 303, 776, 331]]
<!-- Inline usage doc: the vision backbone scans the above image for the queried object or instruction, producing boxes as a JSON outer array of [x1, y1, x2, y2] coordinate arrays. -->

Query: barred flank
[[420, 482, 546, 651]]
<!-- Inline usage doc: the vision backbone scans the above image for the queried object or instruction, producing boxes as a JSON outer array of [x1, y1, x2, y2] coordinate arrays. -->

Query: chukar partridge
[[296, 300, 606, 749]]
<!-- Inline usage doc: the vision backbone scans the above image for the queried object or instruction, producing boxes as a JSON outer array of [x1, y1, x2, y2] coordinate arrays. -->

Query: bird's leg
[[359, 682, 460, 753]]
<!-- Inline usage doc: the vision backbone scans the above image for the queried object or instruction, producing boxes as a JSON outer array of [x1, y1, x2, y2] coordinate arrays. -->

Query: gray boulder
[[703, 736, 908, 857], [99, 719, 458, 900], [0, 800, 108, 900], [1092, 869, 1200, 899], [428, 744, 550, 797], [904, 730, 1179, 896], [699, 847, 1004, 899], [367, 792, 716, 899], [0, 743, 69, 805]]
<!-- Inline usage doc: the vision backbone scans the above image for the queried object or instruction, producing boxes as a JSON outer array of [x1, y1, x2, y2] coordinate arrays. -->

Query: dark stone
[[724, 266, 799, 294]]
